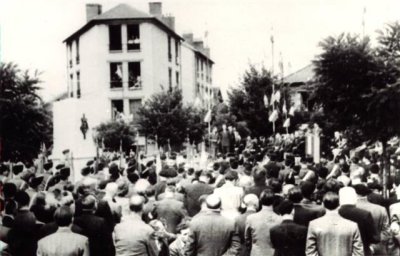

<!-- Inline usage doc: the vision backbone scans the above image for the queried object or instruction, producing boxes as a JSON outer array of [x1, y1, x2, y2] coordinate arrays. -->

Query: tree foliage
[[137, 88, 206, 148], [228, 65, 293, 137], [313, 32, 400, 145], [95, 121, 137, 152], [0, 62, 52, 163]]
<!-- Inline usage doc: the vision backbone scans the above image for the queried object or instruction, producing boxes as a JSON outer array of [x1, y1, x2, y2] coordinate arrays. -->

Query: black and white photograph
[[1, 0, 400, 255]]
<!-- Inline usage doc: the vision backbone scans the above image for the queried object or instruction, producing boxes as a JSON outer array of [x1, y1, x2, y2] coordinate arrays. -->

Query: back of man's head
[[206, 194, 221, 210], [243, 194, 259, 210], [288, 186, 303, 203], [300, 181, 316, 199], [54, 206, 73, 227], [129, 195, 145, 213], [339, 187, 357, 206], [81, 195, 97, 212], [323, 192, 340, 210], [278, 200, 294, 215], [259, 189, 275, 206]]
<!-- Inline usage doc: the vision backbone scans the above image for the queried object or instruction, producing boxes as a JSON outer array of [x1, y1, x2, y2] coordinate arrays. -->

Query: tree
[[95, 121, 137, 152], [0, 62, 52, 163], [313, 32, 400, 196], [229, 65, 289, 137], [137, 88, 206, 148]]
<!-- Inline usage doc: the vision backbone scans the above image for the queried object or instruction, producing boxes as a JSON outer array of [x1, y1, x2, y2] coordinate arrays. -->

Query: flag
[[263, 95, 269, 108], [282, 100, 287, 114], [268, 110, 278, 122], [279, 52, 284, 76], [204, 109, 212, 123], [270, 34, 274, 44], [289, 106, 295, 116], [274, 90, 281, 102], [270, 91, 275, 106], [283, 118, 291, 128], [116, 64, 122, 78]]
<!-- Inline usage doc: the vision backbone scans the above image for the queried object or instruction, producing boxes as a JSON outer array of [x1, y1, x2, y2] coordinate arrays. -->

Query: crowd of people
[[1, 127, 400, 256]]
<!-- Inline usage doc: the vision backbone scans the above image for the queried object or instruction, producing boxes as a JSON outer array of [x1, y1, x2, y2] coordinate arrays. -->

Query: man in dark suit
[[339, 187, 380, 256], [235, 194, 259, 256], [184, 194, 240, 256], [183, 172, 214, 217], [152, 185, 187, 234], [288, 187, 324, 227], [73, 195, 115, 256], [270, 200, 307, 256]]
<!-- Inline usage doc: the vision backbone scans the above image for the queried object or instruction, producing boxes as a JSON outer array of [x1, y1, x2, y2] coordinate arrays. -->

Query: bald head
[[243, 194, 259, 210], [206, 194, 221, 210], [339, 187, 357, 206], [129, 195, 145, 213]]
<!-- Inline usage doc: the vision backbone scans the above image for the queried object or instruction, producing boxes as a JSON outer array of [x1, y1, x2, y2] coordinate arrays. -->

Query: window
[[175, 40, 179, 64], [111, 100, 124, 120], [76, 72, 81, 98], [76, 39, 80, 64], [168, 36, 172, 62], [68, 43, 72, 67], [109, 25, 122, 51], [196, 83, 200, 95], [127, 24, 140, 50], [128, 62, 141, 89], [176, 71, 179, 87], [129, 99, 142, 124], [110, 62, 123, 88], [70, 74, 74, 97], [168, 68, 172, 90]]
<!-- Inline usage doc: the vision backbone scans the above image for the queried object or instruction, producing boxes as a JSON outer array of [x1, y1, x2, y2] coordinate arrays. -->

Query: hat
[[60, 167, 70, 178], [28, 176, 44, 189], [224, 170, 239, 181], [353, 184, 371, 197], [62, 149, 70, 155], [86, 160, 94, 166], [12, 164, 24, 175], [81, 166, 91, 176], [55, 164, 65, 170], [44, 162, 53, 171], [159, 167, 178, 178], [109, 164, 120, 176]]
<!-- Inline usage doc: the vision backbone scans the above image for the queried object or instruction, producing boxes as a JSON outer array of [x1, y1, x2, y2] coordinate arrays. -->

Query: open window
[[110, 62, 123, 88], [128, 62, 141, 89], [111, 100, 123, 120], [76, 72, 81, 98], [129, 99, 142, 124], [127, 24, 140, 51], [109, 25, 122, 51]]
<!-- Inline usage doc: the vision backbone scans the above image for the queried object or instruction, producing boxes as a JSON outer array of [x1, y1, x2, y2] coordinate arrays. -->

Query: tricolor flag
[[204, 109, 212, 123], [283, 118, 291, 128], [268, 110, 279, 122], [274, 90, 281, 102], [289, 106, 295, 116], [282, 100, 287, 114], [263, 95, 269, 108]]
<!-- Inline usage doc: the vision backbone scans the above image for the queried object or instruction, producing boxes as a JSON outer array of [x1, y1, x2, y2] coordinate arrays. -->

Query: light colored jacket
[[37, 227, 89, 256], [306, 211, 364, 256]]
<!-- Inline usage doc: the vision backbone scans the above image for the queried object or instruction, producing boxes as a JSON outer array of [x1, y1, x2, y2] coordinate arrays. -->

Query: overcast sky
[[1, 0, 400, 101]]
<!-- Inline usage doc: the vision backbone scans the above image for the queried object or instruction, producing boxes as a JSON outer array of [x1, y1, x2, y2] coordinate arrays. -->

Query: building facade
[[52, 2, 215, 180]]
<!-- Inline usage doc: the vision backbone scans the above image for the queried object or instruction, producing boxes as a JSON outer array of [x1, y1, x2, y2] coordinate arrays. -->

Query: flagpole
[[271, 27, 275, 134], [362, 6, 366, 38]]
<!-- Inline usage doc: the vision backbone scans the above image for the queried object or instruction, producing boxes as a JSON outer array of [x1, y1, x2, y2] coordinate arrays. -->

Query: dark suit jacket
[[183, 183, 214, 217], [75, 198, 115, 233], [74, 212, 115, 256], [270, 219, 307, 256], [152, 198, 187, 234], [154, 181, 167, 199], [293, 204, 325, 227], [339, 204, 380, 256], [235, 210, 256, 256], [185, 211, 240, 256]]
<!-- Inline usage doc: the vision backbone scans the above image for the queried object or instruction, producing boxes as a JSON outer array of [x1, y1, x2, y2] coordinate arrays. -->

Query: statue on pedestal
[[80, 114, 89, 140]]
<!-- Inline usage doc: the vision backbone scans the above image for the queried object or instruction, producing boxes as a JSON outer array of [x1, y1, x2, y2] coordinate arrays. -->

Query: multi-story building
[[52, 2, 215, 179], [63, 2, 214, 122]]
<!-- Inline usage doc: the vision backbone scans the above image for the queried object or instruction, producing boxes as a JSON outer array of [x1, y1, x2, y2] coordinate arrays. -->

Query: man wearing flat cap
[[184, 194, 240, 256]]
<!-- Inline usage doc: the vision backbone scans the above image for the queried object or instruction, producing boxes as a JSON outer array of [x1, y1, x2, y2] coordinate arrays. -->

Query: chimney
[[149, 2, 162, 18], [193, 40, 204, 51], [86, 4, 102, 22], [182, 33, 193, 44], [162, 16, 175, 31]]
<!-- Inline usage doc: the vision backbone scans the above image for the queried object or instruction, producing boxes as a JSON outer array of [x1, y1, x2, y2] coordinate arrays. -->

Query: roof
[[182, 40, 214, 63], [283, 63, 315, 84], [64, 3, 182, 43]]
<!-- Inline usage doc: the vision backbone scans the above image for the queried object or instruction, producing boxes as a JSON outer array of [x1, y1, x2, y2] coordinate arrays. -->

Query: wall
[[181, 42, 196, 104]]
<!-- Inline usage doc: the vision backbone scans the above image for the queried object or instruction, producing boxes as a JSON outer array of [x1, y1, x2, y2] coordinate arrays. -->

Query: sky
[[1, 0, 400, 101]]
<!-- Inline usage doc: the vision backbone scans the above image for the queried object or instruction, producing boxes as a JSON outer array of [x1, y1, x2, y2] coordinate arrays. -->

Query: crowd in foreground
[[1, 133, 400, 256]]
